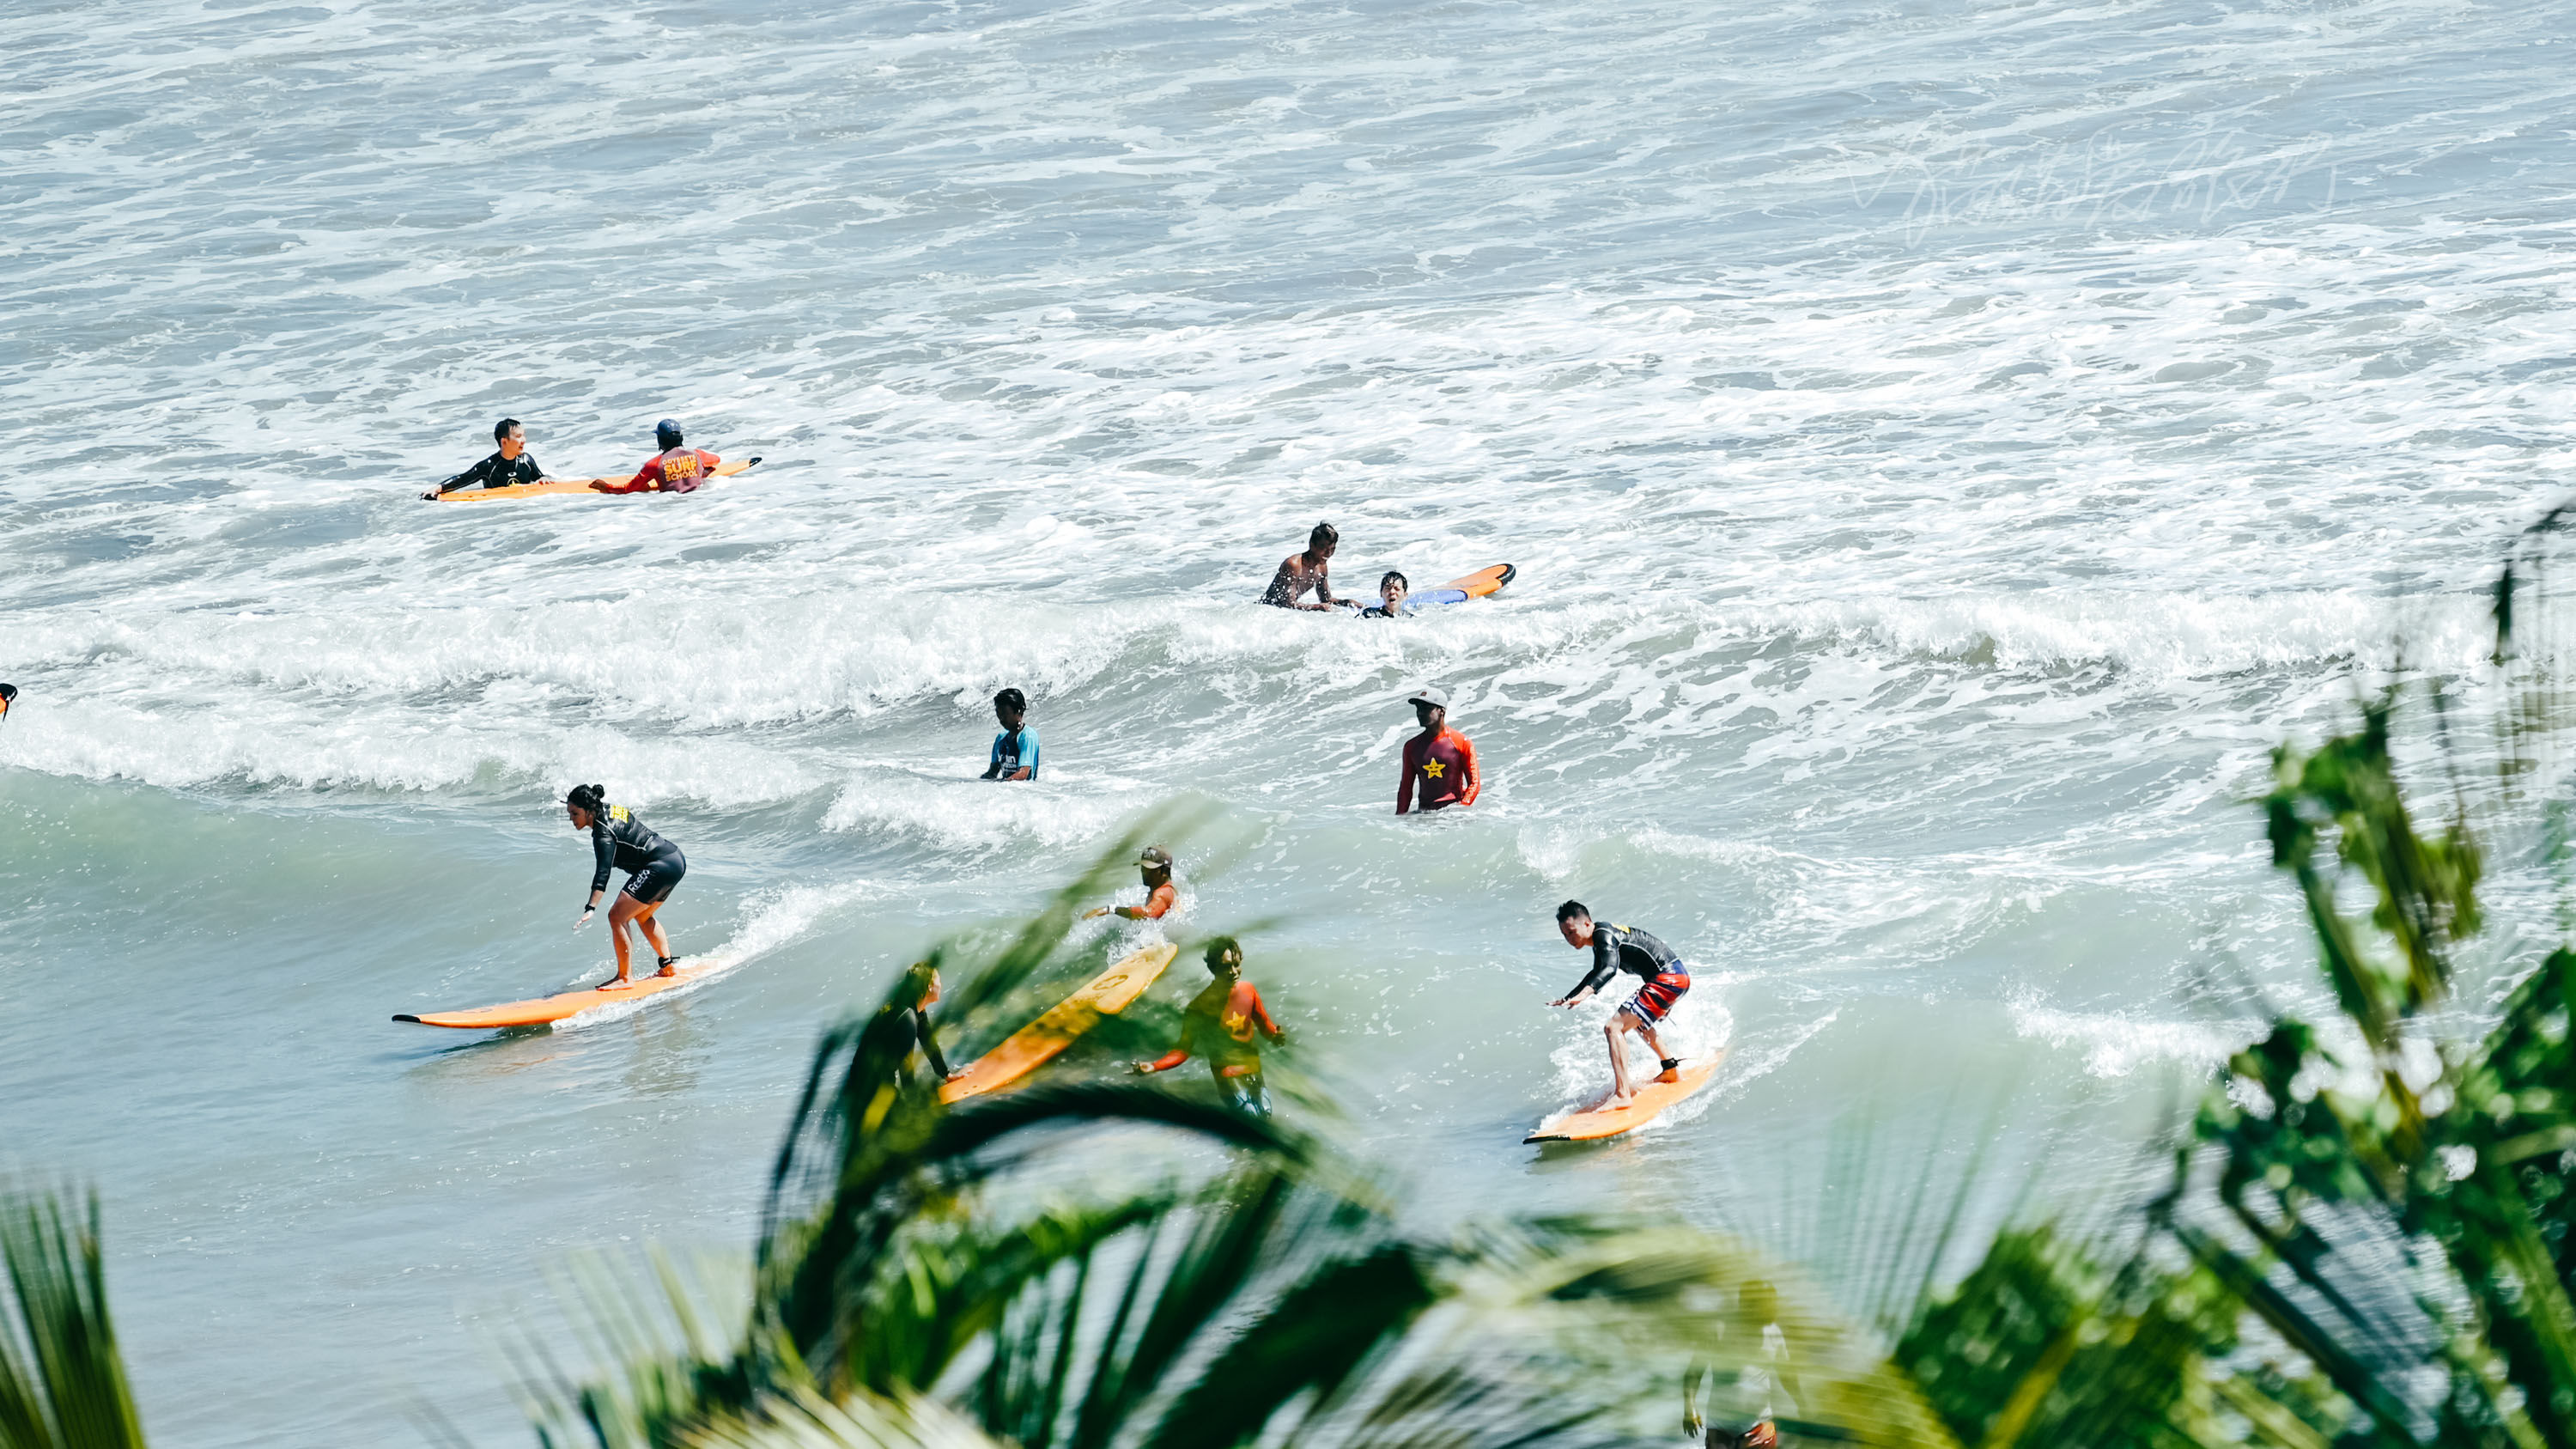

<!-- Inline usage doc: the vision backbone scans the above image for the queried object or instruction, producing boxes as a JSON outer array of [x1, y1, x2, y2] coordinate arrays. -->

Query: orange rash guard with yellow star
[[1397, 725, 1479, 813]]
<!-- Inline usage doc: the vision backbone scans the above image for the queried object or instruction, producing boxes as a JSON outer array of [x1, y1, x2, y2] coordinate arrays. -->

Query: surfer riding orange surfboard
[[565, 783, 688, 990], [1549, 901, 1692, 1105]]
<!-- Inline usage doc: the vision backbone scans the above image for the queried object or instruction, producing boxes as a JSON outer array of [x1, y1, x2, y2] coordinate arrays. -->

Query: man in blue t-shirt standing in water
[[981, 687, 1039, 781]]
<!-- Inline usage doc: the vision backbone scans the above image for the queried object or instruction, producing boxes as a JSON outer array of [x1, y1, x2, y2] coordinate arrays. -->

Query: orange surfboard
[[941, 941, 1179, 1103], [1438, 563, 1516, 598], [395, 959, 724, 1029], [1524, 1050, 1727, 1143], [427, 456, 760, 501]]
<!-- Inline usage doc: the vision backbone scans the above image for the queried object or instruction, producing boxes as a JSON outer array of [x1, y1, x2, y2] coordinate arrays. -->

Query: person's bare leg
[[599, 893, 642, 988], [1637, 1021, 1680, 1082], [635, 901, 675, 973], [1606, 1015, 1637, 1103]]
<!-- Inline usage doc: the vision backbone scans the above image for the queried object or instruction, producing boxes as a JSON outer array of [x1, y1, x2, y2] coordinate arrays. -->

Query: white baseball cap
[[1407, 685, 1449, 708]]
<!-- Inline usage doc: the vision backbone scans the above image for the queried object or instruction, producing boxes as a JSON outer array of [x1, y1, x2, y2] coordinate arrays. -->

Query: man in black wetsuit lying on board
[[423, 417, 561, 498], [1548, 901, 1691, 1104]]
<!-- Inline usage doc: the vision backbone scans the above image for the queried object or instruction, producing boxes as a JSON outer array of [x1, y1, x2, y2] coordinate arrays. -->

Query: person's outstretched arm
[[1135, 1043, 1191, 1073], [1243, 983, 1285, 1042], [914, 1009, 953, 1078]]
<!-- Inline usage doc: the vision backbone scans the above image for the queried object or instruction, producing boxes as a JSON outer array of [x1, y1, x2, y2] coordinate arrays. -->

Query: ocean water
[[7, 0, 2576, 1441]]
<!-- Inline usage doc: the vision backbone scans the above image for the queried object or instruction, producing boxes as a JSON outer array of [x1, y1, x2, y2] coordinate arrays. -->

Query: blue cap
[[654, 418, 683, 448]]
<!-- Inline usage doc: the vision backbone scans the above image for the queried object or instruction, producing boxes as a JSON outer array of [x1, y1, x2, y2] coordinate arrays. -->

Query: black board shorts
[[621, 849, 686, 905]]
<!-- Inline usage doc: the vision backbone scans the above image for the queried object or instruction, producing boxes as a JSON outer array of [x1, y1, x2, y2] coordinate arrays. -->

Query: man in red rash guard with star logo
[[605, 417, 720, 494], [1397, 685, 1479, 814]]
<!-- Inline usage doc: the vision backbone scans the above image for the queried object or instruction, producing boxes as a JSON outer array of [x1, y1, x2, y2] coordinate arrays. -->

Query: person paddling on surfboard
[[1262, 521, 1360, 611], [1361, 570, 1412, 618], [601, 419, 721, 495], [1133, 936, 1285, 1115], [423, 417, 556, 499], [1397, 685, 1479, 814], [1548, 901, 1689, 1105], [1084, 846, 1177, 921], [565, 783, 688, 989]]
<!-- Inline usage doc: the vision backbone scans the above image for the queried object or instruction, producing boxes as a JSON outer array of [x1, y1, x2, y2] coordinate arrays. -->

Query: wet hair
[[902, 959, 939, 1008], [1203, 935, 1243, 971], [566, 783, 608, 814], [1556, 899, 1591, 923], [994, 687, 1027, 715], [494, 417, 522, 444], [1380, 570, 1408, 591], [1309, 521, 1339, 548]]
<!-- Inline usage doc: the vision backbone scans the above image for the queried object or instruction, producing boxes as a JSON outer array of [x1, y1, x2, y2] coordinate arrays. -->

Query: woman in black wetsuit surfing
[[564, 783, 687, 989]]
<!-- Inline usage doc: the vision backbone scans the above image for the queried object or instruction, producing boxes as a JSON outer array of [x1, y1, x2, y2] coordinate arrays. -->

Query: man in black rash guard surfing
[[1548, 900, 1691, 1105], [564, 783, 687, 989], [424, 417, 555, 498]]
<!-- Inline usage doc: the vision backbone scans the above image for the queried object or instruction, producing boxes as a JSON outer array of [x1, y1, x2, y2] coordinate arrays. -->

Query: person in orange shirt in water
[[1133, 936, 1285, 1115], [604, 418, 721, 494], [1084, 845, 1177, 921], [1396, 685, 1479, 813]]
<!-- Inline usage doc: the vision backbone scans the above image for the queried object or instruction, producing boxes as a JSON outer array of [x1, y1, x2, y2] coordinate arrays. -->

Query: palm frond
[[0, 1186, 148, 1449]]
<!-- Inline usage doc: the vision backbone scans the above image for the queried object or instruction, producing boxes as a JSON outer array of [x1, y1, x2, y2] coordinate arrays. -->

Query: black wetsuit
[[1564, 922, 1686, 998], [437, 449, 544, 494], [587, 803, 686, 904], [911, 1008, 951, 1077]]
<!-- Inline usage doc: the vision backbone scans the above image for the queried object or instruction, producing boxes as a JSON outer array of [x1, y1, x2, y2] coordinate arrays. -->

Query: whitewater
[[7, 0, 2575, 1441]]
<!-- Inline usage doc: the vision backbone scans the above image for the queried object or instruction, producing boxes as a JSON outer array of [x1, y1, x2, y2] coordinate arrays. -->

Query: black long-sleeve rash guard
[[587, 804, 677, 893], [912, 1009, 951, 1077], [438, 449, 544, 494], [1566, 922, 1684, 998]]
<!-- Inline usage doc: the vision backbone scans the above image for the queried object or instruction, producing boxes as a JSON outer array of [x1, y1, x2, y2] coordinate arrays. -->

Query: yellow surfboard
[[426, 456, 760, 501], [1524, 1050, 1727, 1143], [395, 959, 724, 1029], [941, 941, 1179, 1103]]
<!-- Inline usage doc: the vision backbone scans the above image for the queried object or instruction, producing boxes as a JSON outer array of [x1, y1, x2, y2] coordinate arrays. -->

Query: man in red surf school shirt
[[603, 418, 720, 494], [1397, 685, 1480, 814]]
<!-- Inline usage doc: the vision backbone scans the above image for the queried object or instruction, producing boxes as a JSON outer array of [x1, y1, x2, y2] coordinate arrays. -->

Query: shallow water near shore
[[8, 0, 2576, 1442]]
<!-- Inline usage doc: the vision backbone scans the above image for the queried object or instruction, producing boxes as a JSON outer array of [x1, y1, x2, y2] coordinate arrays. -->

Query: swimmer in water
[[1084, 846, 1176, 921], [981, 687, 1039, 781], [602, 419, 721, 494], [563, 783, 688, 989], [1361, 570, 1411, 618], [1547, 901, 1688, 1104], [1262, 521, 1359, 611], [1132, 936, 1285, 1115], [1396, 685, 1479, 814], [423, 417, 560, 498]]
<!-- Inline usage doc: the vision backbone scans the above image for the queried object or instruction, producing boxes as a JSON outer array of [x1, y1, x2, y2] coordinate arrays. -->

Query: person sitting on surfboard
[[981, 688, 1039, 781], [1133, 936, 1285, 1115], [600, 419, 721, 495], [1361, 570, 1411, 618], [1262, 521, 1359, 611], [1548, 902, 1689, 1104], [565, 783, 688, 989], [1084, 846, 1177, 921], [1397, 686, 1479, 814], [423, 417, 555, 498]]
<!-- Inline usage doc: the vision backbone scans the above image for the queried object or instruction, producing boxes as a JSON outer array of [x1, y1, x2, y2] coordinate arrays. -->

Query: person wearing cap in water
[[423, 417, 559, 499], [1549, 900, 1689, 1104], [1361, 570, 1412, 618], [1084, 846, 1176, 921], [562, 782, 689, 989], [1132, 935, 1285, 1115], [605, 419, 722, 495], [1262, 521, 1360, 612], [1396, 685, 1479, 814]]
